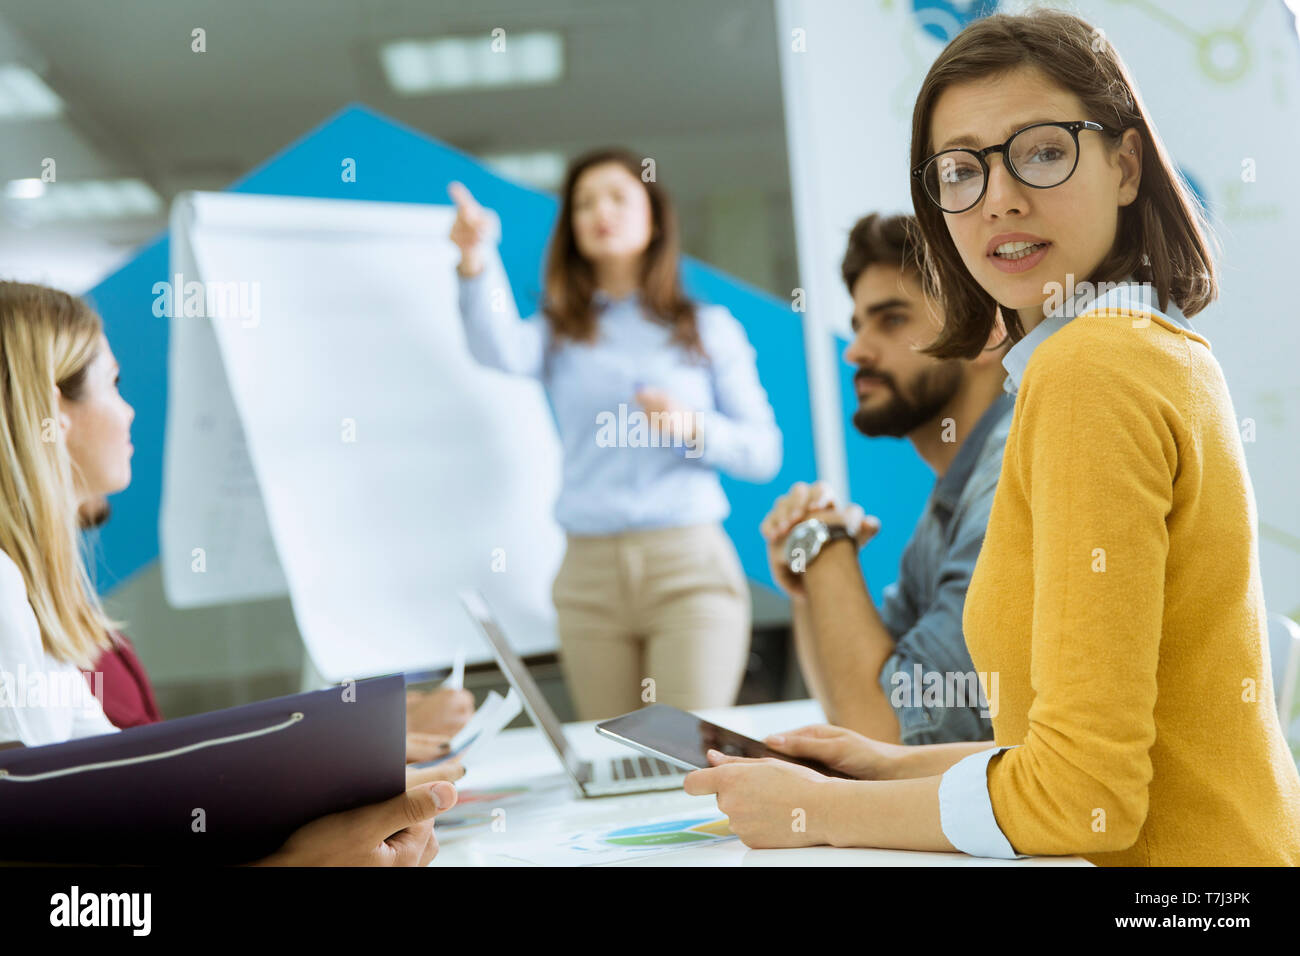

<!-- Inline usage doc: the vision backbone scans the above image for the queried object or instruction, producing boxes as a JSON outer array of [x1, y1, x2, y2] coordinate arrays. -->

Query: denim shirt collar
[[1001, 278, 1196, 396], [933, 390, 1016, 518]]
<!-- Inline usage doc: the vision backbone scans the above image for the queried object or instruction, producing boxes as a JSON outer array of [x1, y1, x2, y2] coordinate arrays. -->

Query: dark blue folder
[[0, 674, 406, 864]]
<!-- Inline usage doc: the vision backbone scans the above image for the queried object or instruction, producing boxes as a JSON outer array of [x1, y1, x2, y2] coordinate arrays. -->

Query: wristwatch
[[783, 518, 853, 574]]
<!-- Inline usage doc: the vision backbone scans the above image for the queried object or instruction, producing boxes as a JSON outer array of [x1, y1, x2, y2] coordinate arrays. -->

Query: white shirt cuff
[[938, 746, 1028, 859]]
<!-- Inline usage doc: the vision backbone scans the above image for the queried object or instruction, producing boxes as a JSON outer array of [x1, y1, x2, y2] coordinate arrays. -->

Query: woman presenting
[[449, 147, 782, 720]]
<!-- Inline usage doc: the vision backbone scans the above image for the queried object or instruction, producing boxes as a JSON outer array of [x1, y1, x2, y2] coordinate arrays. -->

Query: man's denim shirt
[[876, 391, 1015, 745]]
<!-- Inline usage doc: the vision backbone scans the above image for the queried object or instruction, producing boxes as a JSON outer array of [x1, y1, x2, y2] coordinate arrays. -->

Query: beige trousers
[[552, 523, 752, 721]]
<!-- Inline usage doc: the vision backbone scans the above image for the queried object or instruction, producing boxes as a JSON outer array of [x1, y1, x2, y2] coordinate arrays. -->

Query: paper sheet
[[161, 192, 565, 678], [433, 785, 535, 831], [160, 201, 288, 603], [443, 645, 465, 691], [410, 688, 524, 769], [488, 813, 737, 866]]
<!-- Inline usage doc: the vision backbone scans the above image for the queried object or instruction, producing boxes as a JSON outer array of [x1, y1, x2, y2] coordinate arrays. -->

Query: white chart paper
[[162, 192, 565, 679]]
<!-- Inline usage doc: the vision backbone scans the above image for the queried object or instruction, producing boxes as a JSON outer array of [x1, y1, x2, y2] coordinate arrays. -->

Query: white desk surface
[[433, 698, 1090, 867]]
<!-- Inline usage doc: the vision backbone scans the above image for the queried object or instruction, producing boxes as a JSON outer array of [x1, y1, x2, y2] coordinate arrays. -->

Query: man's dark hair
[[79, 498, 111, 529], [840, 213, 924, 295]]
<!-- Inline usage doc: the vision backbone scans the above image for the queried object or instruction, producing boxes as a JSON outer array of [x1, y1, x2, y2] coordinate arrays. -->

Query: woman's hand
[[406, 687, 474, 738], [448, 181, 492, 277], [634, 387, 697, 443], [253, 781, 458, 867], [763, 724, 907, 781], [683, 751, 838, 848]]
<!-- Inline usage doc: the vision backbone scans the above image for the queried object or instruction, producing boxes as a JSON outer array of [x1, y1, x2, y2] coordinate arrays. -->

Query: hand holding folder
[[0, 675, 408, 864]]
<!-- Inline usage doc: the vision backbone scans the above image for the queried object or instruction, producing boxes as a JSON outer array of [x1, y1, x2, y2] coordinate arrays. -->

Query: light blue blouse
[[457, 263, 782, 536]]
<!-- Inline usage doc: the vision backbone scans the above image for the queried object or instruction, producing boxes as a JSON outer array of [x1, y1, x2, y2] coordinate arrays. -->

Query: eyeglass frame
[[911, 120, 1118, 214]]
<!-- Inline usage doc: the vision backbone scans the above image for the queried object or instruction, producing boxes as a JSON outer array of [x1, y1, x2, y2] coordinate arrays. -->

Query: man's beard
[[78, 498, 112, 530], [852, 363, 962, 438]]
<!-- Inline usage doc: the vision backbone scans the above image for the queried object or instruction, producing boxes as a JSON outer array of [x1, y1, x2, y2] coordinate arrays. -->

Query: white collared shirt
[[0, 550, 117, 748], [1001, 279, 1197, 396]]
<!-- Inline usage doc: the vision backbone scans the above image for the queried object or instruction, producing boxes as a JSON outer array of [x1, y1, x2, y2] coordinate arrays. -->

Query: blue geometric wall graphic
[[910, 0, 1002, 44], [82, 103, 828, 596]]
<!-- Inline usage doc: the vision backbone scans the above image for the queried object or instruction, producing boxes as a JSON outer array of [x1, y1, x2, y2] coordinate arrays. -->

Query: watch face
[[785, 520, 828, 570]]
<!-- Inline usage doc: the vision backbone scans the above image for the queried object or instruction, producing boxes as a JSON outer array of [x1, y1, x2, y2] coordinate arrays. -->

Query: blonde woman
[[0, 280, 459, 865], [685, 9, 1300, 866]]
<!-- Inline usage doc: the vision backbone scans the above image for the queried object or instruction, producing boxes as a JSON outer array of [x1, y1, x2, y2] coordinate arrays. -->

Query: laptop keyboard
[[608, 755, 681, 780]]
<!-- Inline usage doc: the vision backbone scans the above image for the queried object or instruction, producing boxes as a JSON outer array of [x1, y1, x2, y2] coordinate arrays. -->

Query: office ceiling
[[0, 0, 795, 291]]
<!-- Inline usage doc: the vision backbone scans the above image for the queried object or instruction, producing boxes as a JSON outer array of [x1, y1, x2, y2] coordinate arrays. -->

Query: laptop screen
[[458, 590, 581, 775]]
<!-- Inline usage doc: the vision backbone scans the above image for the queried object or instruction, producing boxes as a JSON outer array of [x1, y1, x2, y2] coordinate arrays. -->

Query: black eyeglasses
[[912, 120, 1117, 214]]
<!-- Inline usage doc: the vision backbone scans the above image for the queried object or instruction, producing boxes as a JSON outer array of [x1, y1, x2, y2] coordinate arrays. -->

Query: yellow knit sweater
[[964, 305, 1300, 866]]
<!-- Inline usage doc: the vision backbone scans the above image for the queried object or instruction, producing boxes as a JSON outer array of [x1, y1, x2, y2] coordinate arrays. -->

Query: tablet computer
[[595, 704, 855, 779]]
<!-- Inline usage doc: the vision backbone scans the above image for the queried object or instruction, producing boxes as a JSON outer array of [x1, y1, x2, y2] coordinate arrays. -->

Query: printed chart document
[[162, 192, 564, 680], [488, 813, 737, 866]]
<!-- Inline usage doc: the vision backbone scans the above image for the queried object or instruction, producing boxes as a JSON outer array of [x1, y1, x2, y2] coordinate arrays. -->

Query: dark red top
[[81, 632, 163, 729]]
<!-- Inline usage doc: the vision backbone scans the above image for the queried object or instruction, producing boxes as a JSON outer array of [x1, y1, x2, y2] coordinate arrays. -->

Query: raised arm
[[449, 181, 548, 378]]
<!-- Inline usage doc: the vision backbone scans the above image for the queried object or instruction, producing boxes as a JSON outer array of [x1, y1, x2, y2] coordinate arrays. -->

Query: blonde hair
[[0, 281, 119, 668]]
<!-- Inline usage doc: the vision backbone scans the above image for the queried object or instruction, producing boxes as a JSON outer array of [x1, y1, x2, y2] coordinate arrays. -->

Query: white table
[[433, 698, 1090, 866]]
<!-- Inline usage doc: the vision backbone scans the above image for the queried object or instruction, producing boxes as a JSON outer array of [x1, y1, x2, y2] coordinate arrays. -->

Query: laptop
[[458, 589, 687, 797]]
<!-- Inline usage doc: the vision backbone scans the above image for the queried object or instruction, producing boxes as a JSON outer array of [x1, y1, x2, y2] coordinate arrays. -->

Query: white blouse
[[0, 549, 117, 748]]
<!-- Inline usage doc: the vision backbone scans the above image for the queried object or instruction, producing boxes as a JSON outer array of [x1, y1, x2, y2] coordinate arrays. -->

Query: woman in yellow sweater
[[685, 8, 1300, 865]]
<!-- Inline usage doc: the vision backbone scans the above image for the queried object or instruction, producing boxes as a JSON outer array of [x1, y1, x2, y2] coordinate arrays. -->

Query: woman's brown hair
[[909, 8, 1220, 360], [541, 147, 704, 359]]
